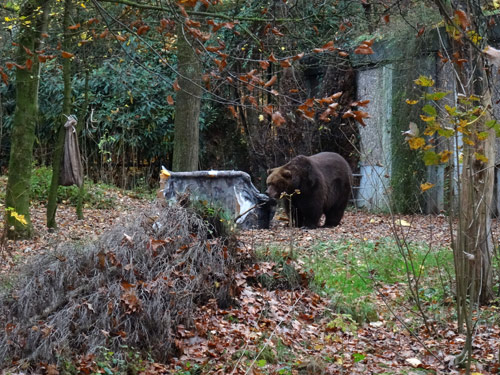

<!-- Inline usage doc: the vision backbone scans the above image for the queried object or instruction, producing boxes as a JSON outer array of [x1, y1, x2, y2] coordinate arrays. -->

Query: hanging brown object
[[59, 115, 83, 187]]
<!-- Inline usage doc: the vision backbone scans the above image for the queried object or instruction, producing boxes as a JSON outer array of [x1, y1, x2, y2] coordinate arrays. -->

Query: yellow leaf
[[420, 182, 435, 192], [408, 137, 425, 150], [474, 152, 489, 163], [419, 115, 435, 122], [10, 211, 27, 225], [439, 150, 453, 163], [160, 168, 171, 179], [424, 126, 436, 136], [406, 99, 419, 105], [463, 138, 475, 146], [414, 75, 435, 87], [396, 219, 411, 227]]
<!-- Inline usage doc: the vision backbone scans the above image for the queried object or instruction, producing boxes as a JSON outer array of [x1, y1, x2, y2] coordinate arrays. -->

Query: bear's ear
[[282, 169, 292, 179], [267, 168, 275, 175]]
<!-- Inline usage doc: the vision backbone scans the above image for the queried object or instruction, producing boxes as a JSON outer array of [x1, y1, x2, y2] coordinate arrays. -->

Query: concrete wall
[[353, 27, 500, 214], [356, 65, 393, 210]]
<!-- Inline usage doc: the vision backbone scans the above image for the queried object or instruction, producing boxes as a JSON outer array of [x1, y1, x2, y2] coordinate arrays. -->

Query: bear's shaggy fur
[[266, 152, 352, 228]]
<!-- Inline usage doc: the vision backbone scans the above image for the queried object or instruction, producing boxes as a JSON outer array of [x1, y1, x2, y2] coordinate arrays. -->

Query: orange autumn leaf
[[264, 75, 277, 87], [272, 111, 286, 126], [228, 105, 238, 118], [354, 45, 374, 55], [352, 99, 370, 107], [322, 40, 335, 50], [454, 9, 469, 29], [271, 27, 284, 37], [61, 51, 74, 58], [178, 0, 198, 7], [1, 70, 8, 85], [259, 60, 270, 69], [280, 59, 291, 68], [354, 39, 375, 55], [263, 105, 274, 115], [23, 46, 33, 56], [167, 95, 174, 105], [173, 79, 181, 91], [68, 23, 81, 30], [137, 25, 150, 35], [342, 109, 370, 126]]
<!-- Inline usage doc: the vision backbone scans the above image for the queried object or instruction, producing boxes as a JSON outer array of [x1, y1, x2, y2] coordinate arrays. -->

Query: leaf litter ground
[[1, 197, 499, 374]]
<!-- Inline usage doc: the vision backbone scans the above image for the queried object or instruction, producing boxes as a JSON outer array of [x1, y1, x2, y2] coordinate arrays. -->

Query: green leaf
[[422, 104, 437, 116], [477, 131, 490, 140], [353, 353, 366, 363], [445, 105, 458, 116], [437, 127, 454, 138], [486, 119, 499, 129], [424, 91, 449, 101], [485, 119, 500, 137], [256, 359, 267, 367], [423, 151, 440, 166], [414, 75, 435, 87]]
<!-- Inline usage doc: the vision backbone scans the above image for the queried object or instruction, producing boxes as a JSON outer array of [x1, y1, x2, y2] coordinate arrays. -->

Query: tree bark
[[172, 22, 202, 171], [46, 0, 73, 229], [4, 0, 51, 239]]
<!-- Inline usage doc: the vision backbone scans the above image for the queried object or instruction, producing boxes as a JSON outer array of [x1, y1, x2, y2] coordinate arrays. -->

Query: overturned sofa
[[159, 168, 275, 229]]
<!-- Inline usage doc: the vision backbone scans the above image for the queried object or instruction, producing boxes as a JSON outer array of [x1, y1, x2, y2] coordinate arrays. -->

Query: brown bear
[[266, 152, 352, 228]]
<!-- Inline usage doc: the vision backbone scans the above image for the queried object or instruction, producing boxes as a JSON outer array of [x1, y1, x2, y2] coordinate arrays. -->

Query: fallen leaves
[[2, 188, 500, 374]]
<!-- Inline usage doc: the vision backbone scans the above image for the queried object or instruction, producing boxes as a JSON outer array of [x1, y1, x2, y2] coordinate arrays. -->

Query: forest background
[[1, 0, 500, 374]]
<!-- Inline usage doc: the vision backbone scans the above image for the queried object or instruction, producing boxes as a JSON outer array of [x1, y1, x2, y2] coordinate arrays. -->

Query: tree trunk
[[433, 1, 495, 371], [76, 69, 90, 220], [46, 0, 73, 229], [460, 83, 495, 305], [4, 0, 51, 239], [172, 22, 202, 171]]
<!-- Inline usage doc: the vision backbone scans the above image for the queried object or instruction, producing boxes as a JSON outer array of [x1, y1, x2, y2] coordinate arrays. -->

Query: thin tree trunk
[[4, 0, 51, 239], [172, 22, 202, 171], [76, 69, 90, 220], [47, 0, 73, 229]]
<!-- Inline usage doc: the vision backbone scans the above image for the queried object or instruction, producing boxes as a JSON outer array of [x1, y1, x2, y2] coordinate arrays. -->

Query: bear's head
[[266, 156, 316, 199], [266, 166, 292, 199]]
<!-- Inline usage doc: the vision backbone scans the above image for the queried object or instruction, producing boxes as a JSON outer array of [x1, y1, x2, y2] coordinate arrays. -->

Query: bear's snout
[[266, 186, 279, 199]]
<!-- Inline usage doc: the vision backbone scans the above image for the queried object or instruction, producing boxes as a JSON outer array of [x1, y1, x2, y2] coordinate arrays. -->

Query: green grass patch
[[303, 239, 454, 322]]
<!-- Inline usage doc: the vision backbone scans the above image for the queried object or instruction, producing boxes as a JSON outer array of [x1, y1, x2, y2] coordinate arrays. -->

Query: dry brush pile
[[0, 204, 249, 368]]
